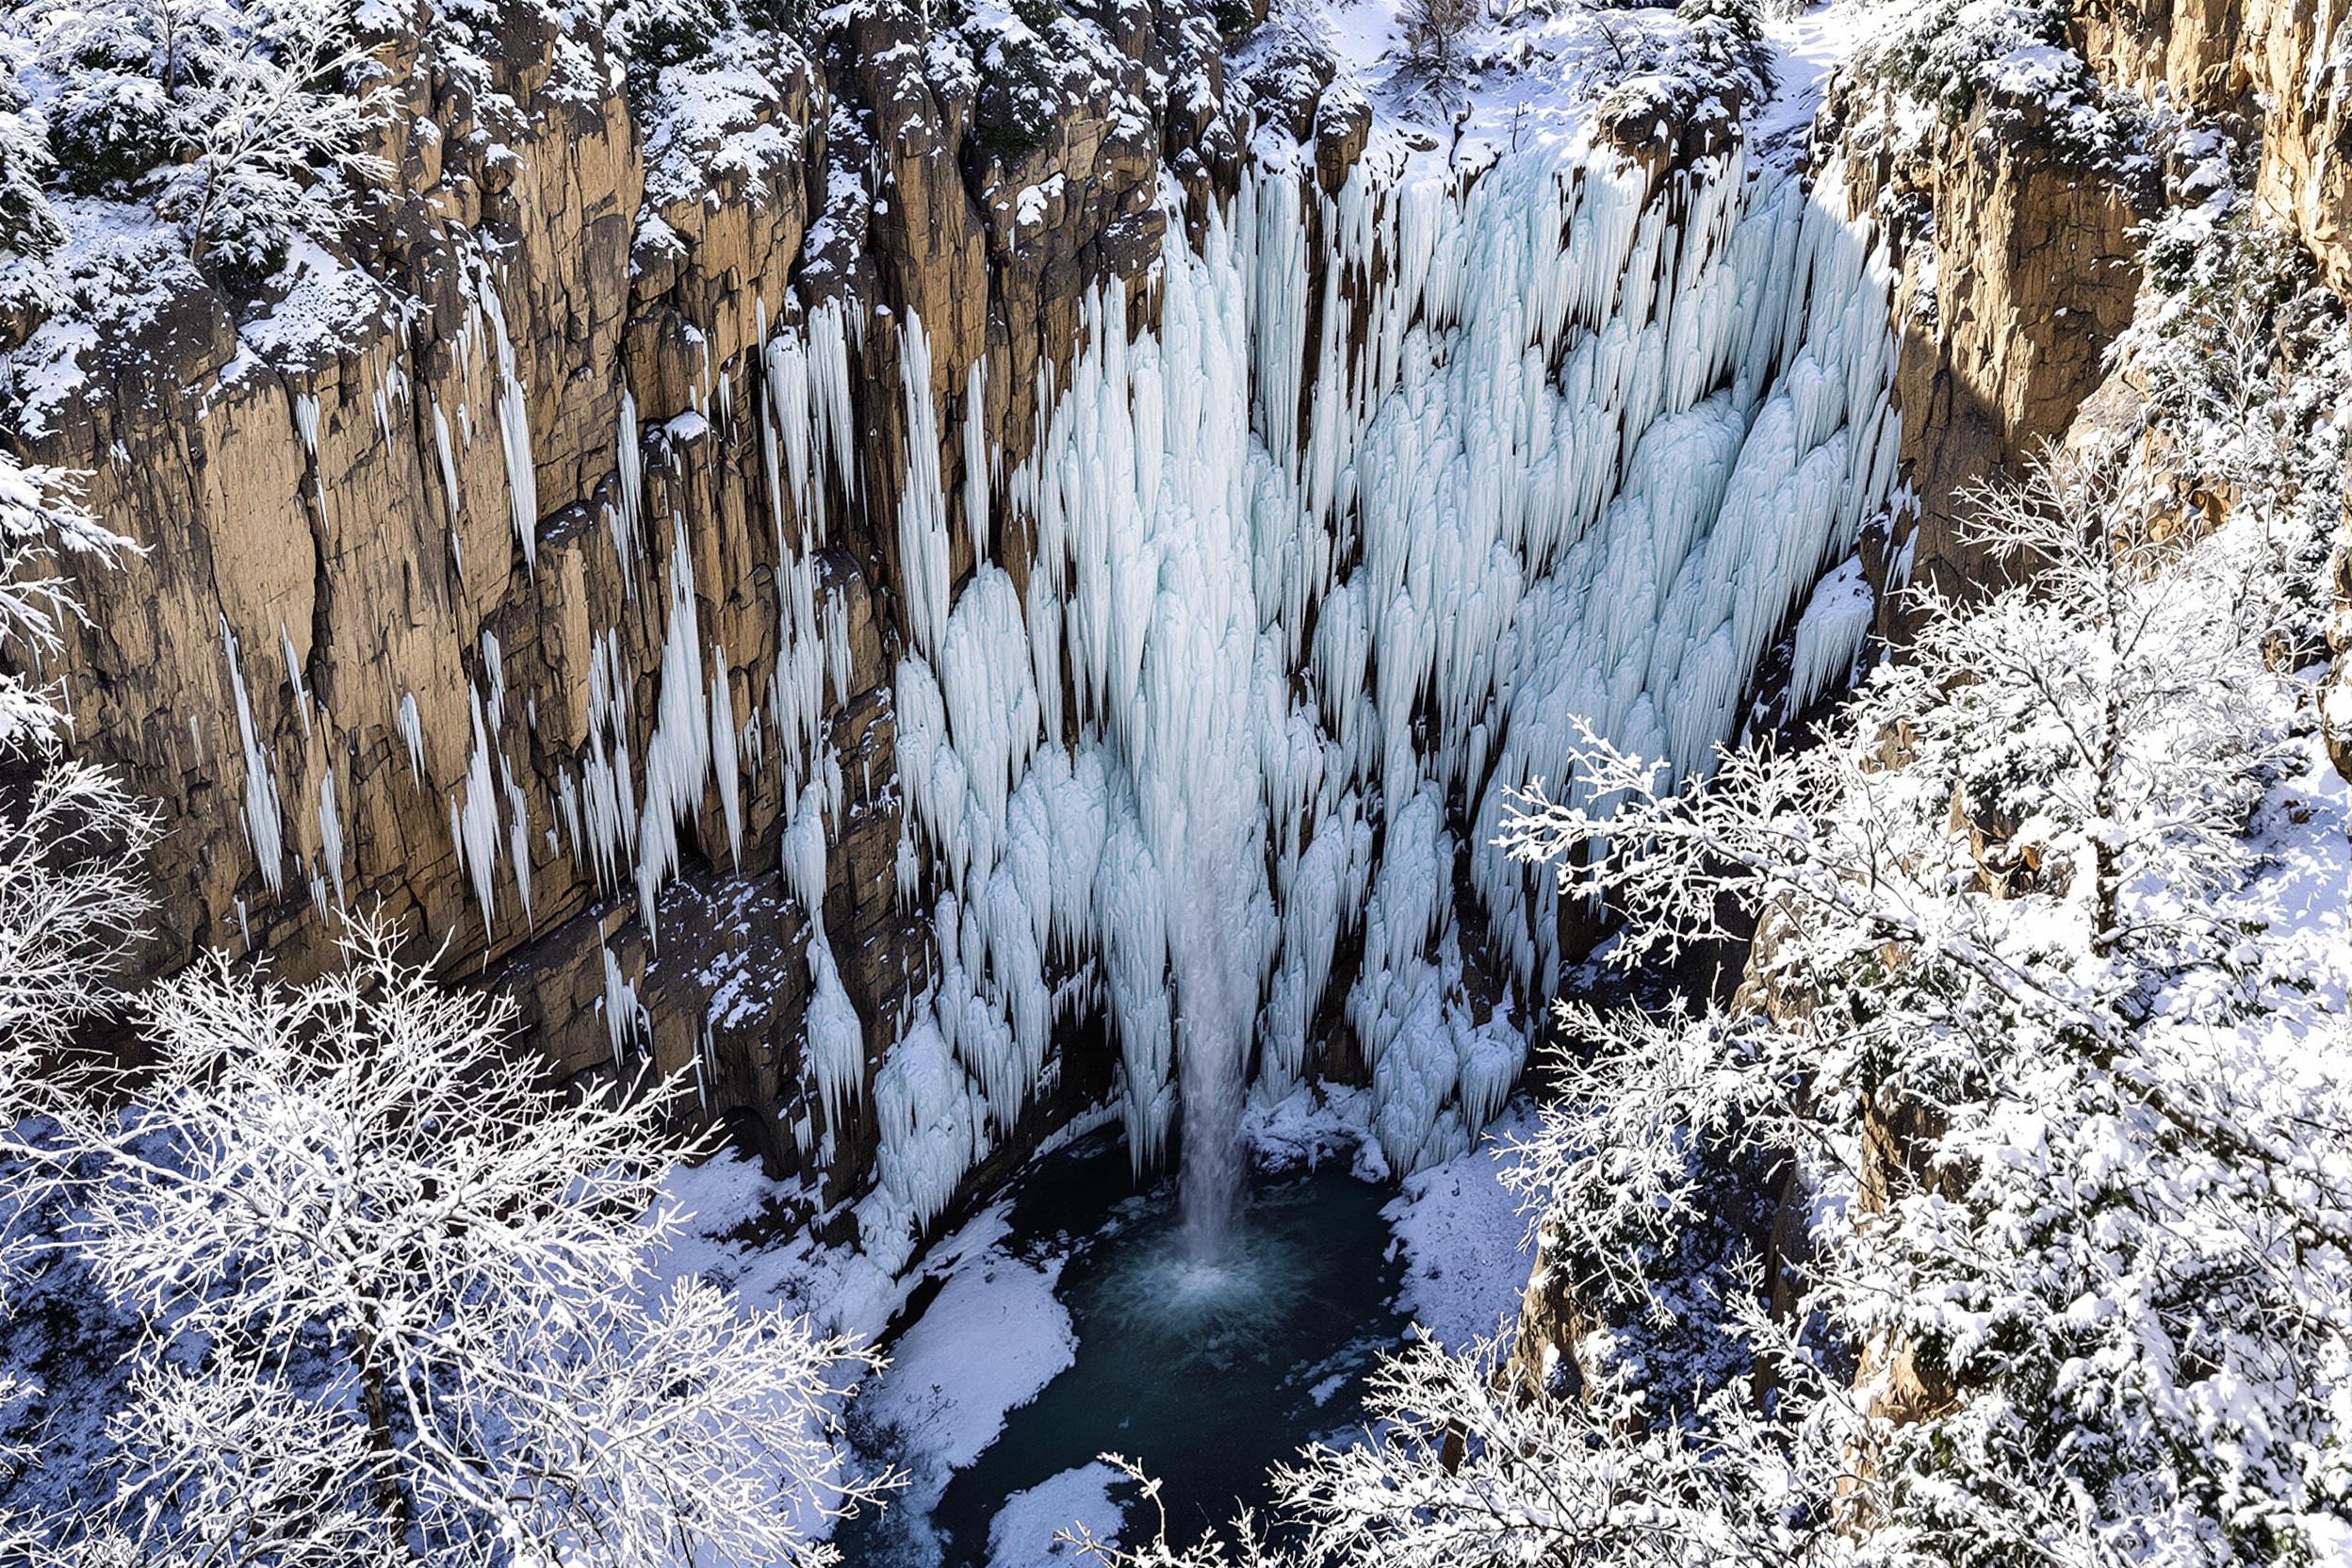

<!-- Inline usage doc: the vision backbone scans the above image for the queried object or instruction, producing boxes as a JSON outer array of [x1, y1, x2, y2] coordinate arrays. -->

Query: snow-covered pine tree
[[0, 51, 63, 314], [31, 0, 391, 276], [62, 925, 893, 1567]]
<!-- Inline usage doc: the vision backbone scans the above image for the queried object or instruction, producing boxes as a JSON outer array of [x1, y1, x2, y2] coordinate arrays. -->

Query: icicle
[[806, 929, 864, 1131], [635, 519, 712, 936], [453, 689, 501, 939], [431, 402, 461, 520], [613, 390, 645, 596], [602, 945, 647, 1067], [278, 622, 311, 737], [895, 316, 952, 656], [318, 771, 347, 912], [478, 272, 538, 574], [220, 618, 286, 895], [963, 355, 991, 564], [397, 693, 425, 782], [710, 647, 743, 868], [292, 391, 320, 461]]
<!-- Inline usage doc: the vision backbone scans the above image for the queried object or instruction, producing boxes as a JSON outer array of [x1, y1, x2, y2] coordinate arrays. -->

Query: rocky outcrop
[[2073, 0, 2352, 293], [1821, 73, 2153, 628], [1819, 0, 2352, 793]]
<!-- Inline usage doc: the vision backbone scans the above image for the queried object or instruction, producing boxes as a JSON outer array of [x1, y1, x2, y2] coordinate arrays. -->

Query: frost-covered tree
[[65, 925, 890, 1567], [1396, 0, 1479, 91], [1085, 437, 2352, 1567], [0, 455, 153, 1562], [30, 0, 391, 274], [0, 456, 154, 1081]]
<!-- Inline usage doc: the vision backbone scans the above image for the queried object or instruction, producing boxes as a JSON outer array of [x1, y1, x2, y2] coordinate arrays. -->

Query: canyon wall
[[6, 0, 1910, 1268]]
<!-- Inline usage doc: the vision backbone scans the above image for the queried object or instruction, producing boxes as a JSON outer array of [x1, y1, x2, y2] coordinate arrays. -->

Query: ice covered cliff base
[[841, 132, 1900, 1271]]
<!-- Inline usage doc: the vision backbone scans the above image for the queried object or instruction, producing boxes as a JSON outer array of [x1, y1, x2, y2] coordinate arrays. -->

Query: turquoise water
[[851, 1133, 1407, 1564]]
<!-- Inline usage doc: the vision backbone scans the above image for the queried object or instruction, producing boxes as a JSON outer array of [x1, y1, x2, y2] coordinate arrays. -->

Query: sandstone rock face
[[2074, 0, 2352, 294], [1823, 74, 2151, 628], [6, 0, 1250, 1219]]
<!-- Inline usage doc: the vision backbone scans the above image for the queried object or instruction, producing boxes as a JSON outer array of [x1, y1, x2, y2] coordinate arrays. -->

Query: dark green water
[[851, 1132, 1408, 1566]]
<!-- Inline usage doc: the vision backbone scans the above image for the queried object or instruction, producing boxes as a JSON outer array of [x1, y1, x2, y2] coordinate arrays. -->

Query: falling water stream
[[1173, 855, 1255, 1262]]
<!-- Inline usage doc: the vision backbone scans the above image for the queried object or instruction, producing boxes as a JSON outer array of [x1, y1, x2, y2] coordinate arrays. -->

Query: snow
[[858, 1234, 1076, 1474], [1381, 1100, 1541, 1350], [1751, 4, 1855, 157], [985, 1462, 1126, 1568]]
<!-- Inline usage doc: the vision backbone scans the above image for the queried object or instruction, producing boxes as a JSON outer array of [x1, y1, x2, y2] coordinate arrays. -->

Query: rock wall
[[6, 0, 1245, 1216], [1828, 0, 2352, 713], [1821, 75, 2152, 626]]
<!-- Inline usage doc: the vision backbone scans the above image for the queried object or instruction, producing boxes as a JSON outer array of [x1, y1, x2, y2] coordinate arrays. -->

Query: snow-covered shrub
[[604, 0, 732, 106], [2134, 202, 2349, 657], [1396, 0, 1481, 91], [24, 0, 391, 280], [0, 455, 153, 1083], [1670, 0, 1770, 106], [1580, 0, 1771, 154], [1850, 0, 2064, 114], [63, 924, 891, 1567], [971, 17, 1067, 160], [1851, 0, 2150, 169]]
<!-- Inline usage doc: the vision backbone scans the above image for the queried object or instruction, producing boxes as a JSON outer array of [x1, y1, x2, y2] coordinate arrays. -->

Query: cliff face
[[1827, 73, 2151, 620], [9, 0, 1241, 1210], [11, 0, 1930, 1267]]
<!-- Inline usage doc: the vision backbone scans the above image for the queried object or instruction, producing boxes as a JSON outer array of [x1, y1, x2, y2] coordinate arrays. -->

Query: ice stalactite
[[895, 316, 953, 659], [635, 518, 712, 938], [602, 943, 647, 1068], [829, 140, 1899, 1266], [477, 272, 539, 574], [318, 771, 346, 913], [613, 390, 645, 597], [1786, 555, 1876, 716], [220, 618, 285, 895], [710, 648, 743, 869], [453, 689, 502, 940], [431, 402, 461, 520], [279, 623, 311, 737], [397, 693, 425, 781]]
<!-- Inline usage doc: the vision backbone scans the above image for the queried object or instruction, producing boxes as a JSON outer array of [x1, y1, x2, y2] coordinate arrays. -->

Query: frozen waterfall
[[490, 133, 1902, 1274], [842, 138, 1899, 1269]]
